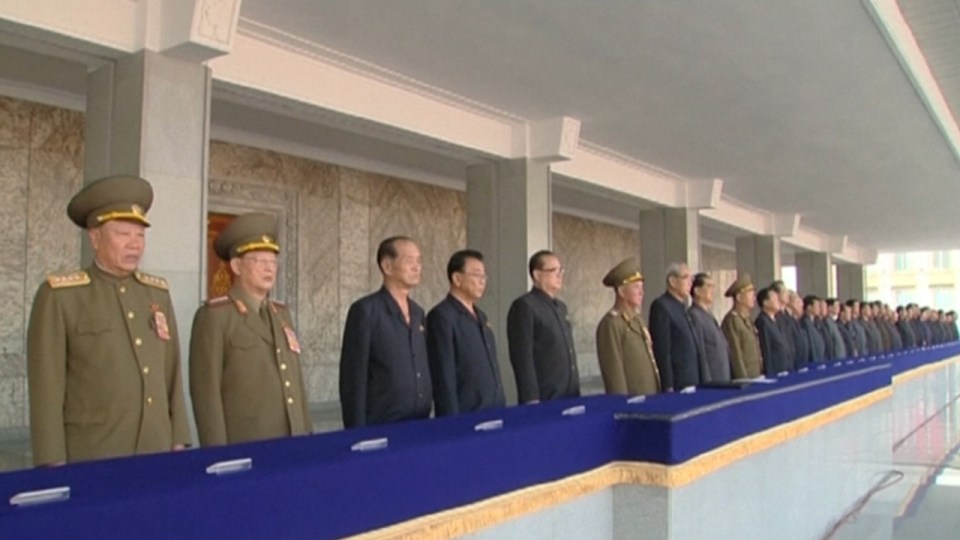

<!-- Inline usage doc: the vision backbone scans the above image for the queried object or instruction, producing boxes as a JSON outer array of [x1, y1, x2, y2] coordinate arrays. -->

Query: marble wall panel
[[0, 98, 84, 430], [0, 150, 28, 355], [553, 213, 641, 379], [366, 174, 466, 312], [0, 377, 25, 430], [296, 163, 340, 372], [0, 97, 32, 148]]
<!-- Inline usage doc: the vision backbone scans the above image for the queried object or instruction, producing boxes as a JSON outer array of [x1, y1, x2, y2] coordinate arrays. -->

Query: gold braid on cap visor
[[236, 240, 280, 255], [95, 209, 150, 225]]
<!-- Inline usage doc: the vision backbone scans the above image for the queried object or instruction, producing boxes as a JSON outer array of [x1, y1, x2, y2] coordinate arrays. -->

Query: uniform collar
[[229, 284, 268, 314], [87, 262, 135, 283], [446, 293, 484, 322]]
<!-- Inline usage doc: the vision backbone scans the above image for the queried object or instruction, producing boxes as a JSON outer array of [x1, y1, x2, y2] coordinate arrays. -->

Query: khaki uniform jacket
[[721, 309, 763, 379], [595, 309, 660, 395], [27, 265, 190, 466], [189, 285, 311, 446]]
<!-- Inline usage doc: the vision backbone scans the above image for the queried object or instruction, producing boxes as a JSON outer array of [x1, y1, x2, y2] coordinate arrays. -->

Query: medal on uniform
[[283, 325, 301, 354], [151, 305, 171, 341]]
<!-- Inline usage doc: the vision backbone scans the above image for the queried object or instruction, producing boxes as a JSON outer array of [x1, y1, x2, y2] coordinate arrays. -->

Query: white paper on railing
[[561, 405, 586, 416], [351, 438, 389, 452], [626, 395, 646, 404], [205, 458, 253, 476], [9, 486, 70, 507], [474, 419, 504, 432]]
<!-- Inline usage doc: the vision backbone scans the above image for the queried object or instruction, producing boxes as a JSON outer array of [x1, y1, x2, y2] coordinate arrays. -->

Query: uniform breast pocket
[[229, 332, 261, 352], [70, 317, 120, 372]]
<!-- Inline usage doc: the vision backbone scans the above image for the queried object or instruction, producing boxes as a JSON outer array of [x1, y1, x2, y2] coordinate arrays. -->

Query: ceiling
[[238, 0, 960, 251], [2, 1, 959, 253]]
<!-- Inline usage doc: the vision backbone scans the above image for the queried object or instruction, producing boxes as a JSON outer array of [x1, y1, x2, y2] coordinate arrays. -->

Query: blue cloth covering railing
[[1, 343, 957, 539]]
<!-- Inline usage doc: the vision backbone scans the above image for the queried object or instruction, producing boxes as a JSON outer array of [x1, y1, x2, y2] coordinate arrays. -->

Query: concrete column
[[639, 208, 701, 315], [466, 159, 552, 405], [836, 263, 865, 301], [795, 252, 833, 298], [735, 235, 781, 291], [84, 50, 210, 437]]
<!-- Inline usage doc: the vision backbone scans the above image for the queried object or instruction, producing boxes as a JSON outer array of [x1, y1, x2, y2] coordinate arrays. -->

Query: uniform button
[[280, 363, 287, 371], [135, 338, 143, 346], [127, 311, 135, 319], [119, 286, 126, 294], [416, 372, 421, 379], [276, 348, 282, 354], [287, 397, 294, 405], [284, 380, 291, 388], [146, 397, 153, 405], [143, 366, 150, 375]]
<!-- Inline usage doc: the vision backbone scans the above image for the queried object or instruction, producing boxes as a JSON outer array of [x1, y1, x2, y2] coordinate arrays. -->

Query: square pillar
[[639, 208, 701, 315], [795, 252, 833, 298], [736, 235, 781, 291], [836, 263, 865, 301], [467, 159, 552, 405]]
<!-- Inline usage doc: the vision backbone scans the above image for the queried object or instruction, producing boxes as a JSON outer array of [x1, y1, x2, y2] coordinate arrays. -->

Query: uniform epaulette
[[206, 296, 231, 307], [134, 271, 169, 290], [47, 270, 90, 289]]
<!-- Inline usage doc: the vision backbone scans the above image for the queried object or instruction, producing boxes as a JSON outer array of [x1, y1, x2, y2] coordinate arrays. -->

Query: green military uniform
[[720, 275, 762, 379], [27, 176, 190, 466], [189, 213, 311, 447], [595, 259, 661, 395]]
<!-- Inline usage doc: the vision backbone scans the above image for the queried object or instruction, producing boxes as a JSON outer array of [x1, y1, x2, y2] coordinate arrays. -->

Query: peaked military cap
[[67, 175, 153, 229], [725, 274, 754, 298], [214, 213, 280, 261], [602, 258, 644, 288]]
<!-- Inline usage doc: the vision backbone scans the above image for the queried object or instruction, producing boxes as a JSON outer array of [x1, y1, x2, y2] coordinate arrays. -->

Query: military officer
[[721, 275, 763, 379], [189, 213, 311, 446], [595, 259, 660, 396], [27, 175, 190, 466]]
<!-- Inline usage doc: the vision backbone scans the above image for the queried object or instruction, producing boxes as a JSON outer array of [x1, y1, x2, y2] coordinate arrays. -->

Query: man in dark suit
[[649, 262, 702, 391], [688, 272, 731, 383], [801, 295, 826, 365], [507, 250, 579, 403], [781, 290, 809, 371], [339, 236, 433, 428], [756, 287, 791, 377], [897, 306, 916, 348], [426, 250, 505, 416], [824, 298, 848, 359]]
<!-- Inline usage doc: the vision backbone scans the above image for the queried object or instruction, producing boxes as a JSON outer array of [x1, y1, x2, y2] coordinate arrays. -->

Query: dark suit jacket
[[507, 288, 580, 403], [898, 320, 916, 348], [649, 292, 701, 390], [781, 315, 808, 370], [801, 315, 826, 364], [775, 311, 797, 369], [339, 287, 433, 428], [688, 303, 731, 382], [840, 321, 860, 357], [756, 312, 790, 377], [426, 295, 505, 416]]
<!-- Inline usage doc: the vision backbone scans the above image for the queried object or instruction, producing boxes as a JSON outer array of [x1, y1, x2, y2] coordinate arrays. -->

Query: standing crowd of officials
[[24, 175, 960, 466]]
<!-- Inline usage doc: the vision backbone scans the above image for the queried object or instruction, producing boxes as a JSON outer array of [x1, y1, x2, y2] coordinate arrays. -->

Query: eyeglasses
[[459, 272, 488, 281], [539, 266, 565, 276]]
